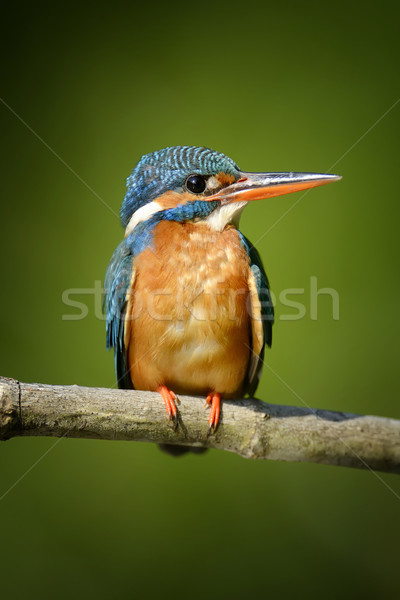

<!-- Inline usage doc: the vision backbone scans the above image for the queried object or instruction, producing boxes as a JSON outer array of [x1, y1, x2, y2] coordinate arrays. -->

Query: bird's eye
[[185, 174, 207, 194]]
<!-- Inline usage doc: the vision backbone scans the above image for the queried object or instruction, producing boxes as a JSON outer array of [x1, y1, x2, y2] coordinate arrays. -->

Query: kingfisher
[[104, 146, 340, 455]]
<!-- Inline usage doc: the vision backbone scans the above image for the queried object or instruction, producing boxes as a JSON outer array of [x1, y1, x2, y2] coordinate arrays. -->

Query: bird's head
[[121, 146, 340, 251]]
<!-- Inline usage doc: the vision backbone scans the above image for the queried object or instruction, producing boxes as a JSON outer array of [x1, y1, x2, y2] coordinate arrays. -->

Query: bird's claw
[[158, 385, 179, 427], [206, 392, 221, 435], [159, 387, 220, 434]]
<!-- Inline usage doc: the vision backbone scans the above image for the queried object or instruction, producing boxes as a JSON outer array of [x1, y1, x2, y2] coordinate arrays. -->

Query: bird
[[104, 146, 340, 455]]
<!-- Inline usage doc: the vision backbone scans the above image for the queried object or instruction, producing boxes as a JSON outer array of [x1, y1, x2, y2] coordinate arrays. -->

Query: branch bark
[[1, 375, 399, 473]]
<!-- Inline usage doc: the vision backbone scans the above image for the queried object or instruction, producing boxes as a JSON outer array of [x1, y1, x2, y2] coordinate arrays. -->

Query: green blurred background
[[1, 1, 399, 598]]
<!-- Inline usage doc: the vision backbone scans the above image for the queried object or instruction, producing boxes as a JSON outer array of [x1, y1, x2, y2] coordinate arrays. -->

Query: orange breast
[[125, 221, 251, 397]]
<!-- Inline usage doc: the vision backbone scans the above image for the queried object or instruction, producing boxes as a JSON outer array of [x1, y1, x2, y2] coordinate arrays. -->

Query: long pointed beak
[[209, 171, 341, 204]]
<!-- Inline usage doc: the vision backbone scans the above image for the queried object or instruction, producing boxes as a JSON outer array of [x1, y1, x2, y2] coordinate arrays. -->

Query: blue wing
[[238, 232, 274, 397], [104, 239, 134, 389]]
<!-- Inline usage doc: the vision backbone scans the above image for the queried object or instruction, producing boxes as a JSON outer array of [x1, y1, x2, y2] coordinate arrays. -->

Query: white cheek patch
[[125, 201, 163, 237]]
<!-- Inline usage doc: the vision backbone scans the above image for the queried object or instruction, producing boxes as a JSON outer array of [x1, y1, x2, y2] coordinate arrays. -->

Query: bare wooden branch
[[1, 375, 399, 473]]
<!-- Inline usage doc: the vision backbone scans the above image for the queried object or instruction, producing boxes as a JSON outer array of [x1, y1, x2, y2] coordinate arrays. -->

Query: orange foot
[[206, 392, 221, 434], [158, 385, 179, 425]]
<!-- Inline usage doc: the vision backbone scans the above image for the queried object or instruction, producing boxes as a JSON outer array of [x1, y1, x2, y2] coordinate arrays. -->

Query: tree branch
[[1, 375, 399, 473]]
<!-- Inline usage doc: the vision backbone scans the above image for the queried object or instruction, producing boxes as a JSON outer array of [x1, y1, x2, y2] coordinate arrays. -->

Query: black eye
[[185, 174, 207, 194]]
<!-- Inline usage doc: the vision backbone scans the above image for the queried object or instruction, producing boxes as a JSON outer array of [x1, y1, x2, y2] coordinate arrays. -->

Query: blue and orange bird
[[104, 146, 340, 455]]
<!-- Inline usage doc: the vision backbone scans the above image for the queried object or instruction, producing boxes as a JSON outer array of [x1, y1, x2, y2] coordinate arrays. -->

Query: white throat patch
[[205, 201, 248, 232]]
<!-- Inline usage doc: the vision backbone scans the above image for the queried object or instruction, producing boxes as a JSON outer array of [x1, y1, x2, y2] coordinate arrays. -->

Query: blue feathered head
[[120, 146, 240, 227]]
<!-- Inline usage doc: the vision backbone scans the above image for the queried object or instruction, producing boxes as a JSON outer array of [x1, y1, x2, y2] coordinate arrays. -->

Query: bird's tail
[[158, 444, 208, 457]]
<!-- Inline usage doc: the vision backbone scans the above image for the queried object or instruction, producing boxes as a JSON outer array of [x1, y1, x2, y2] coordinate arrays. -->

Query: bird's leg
[[158, 385, 179, 425], [206, 392, 221, 434]]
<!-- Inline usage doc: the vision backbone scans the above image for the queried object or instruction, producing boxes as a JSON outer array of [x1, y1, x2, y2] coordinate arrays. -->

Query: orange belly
[[125, 221, 251, 397]]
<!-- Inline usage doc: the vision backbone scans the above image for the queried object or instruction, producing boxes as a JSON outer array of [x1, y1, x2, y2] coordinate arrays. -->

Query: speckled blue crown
[[120, 146, 240, 227]]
